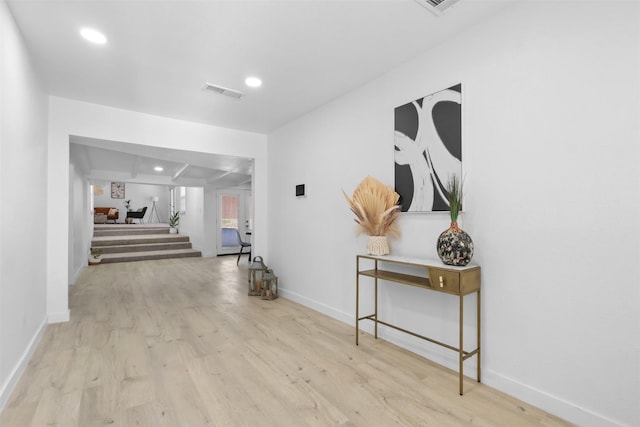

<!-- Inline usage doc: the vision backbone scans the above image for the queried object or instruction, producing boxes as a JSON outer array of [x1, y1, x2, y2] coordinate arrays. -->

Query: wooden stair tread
[[93, 229, 170, 237], [92, 234, 190, 246], [99, 249, 201, 263], [93, 224, 170, 229], [97, 242, 192, 254]]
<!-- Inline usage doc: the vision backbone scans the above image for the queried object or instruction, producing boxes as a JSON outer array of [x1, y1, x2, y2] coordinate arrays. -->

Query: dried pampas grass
[[342, 176, 401, 237]]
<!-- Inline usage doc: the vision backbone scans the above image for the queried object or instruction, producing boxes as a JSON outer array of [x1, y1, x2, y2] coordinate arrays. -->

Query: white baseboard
[[48, 310, 70, 323], [278, 288, 353, 326], [0, 317, 47, 412], [70, 264, 85, 285], [483, 370, 624, 427], [279, 287, 624, 427]]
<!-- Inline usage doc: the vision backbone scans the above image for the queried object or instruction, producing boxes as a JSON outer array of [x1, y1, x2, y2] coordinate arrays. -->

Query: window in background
[[221, 194, 239, 229]]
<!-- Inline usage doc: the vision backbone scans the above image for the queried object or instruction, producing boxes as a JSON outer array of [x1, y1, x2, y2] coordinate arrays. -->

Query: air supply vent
[[202, 82, 245, 99], [414, 0, 461, 16]]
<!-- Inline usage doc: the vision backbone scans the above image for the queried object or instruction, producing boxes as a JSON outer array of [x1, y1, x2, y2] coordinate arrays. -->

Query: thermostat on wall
[[296, 184, 306, 197]]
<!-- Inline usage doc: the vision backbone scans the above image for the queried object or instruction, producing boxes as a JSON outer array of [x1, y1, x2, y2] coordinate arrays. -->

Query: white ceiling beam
[[172, 163, 190, 181], [130, 155, 140, 178], [205, 170, 233, 184], [88, 170, 205, 187]]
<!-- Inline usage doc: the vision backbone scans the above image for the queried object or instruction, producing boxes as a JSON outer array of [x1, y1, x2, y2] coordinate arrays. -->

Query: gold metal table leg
[[373, 259, 379, 339], [374, 277, 378, 339], [477, 288, 481, 383], [459, 293, 464, 395], [356, 257, 360, 346]]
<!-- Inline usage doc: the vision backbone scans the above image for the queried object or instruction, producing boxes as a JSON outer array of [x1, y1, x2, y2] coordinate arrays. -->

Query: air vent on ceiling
[[414, 0, 461, 16], [202, 82, 245, 99]]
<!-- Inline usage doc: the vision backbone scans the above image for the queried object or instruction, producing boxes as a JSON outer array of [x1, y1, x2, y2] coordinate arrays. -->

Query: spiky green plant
[[446, 174, 463, 223], [169, 211, 180, 228]]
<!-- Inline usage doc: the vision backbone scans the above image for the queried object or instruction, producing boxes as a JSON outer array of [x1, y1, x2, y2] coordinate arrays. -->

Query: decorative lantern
[[248, 256, 267, 296], [261, 269, 279, 300]]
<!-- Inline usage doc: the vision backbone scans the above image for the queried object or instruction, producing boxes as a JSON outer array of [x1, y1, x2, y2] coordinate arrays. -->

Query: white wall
[[0, 0, 49, 410], [179, 187, 205, 252], [267, 2, 639, 426], [68, 162, 91, 284], [202, 186, 217, 257], [48, 97, 268, 326]]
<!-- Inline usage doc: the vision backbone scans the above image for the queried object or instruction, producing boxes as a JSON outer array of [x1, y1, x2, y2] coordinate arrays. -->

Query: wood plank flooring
[[0, 256, 572, 426]]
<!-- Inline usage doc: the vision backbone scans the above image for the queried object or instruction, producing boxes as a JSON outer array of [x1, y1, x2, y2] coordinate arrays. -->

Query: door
[[216, 190, 251, 255]]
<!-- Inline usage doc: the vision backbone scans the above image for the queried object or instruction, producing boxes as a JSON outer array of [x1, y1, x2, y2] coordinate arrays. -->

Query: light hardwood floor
[[1, 256, 572, 426]]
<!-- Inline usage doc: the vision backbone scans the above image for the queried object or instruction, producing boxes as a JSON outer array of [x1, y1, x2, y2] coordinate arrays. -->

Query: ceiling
[[8, 0, 511, 187], [70, 136, 253, 188]]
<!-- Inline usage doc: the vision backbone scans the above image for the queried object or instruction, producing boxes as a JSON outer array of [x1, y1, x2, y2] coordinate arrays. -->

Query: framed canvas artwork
[[111, 182, 125, 199], [394, 84, 462, 212]]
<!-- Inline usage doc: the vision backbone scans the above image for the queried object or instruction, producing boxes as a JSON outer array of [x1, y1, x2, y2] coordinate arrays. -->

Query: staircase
[[91, 224, 202, 264]]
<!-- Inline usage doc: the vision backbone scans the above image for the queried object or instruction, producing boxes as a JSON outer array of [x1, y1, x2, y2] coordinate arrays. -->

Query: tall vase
[[437, 222, 474, 266], [367, 235, 390, 255]]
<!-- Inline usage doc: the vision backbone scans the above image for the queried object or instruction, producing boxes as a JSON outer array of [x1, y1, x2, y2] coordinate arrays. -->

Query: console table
[[355, 254, 481, 395]]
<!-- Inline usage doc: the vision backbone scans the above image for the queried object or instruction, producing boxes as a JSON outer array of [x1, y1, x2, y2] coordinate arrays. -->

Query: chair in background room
[[125, 206, 147, 224], [221, 228, 252, 265]]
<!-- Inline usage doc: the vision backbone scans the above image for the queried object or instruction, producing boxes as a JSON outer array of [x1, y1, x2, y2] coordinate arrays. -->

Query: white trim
[[0, 317, 47, 412], [279, 288, 353, 326], [483, 370, 625, 427], [70, 264, 85, 285]]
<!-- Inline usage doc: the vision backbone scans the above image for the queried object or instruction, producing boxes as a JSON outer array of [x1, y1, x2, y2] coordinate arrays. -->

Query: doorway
[[216, 190, 252, 255]]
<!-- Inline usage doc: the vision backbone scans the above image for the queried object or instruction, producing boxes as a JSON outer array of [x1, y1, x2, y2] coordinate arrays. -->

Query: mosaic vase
[[436, 222, 474, 266]]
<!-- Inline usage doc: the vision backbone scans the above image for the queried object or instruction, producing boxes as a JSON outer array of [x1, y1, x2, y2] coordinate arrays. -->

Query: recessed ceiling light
[[80, 28, 107, 45], [154, 166, 163, 172], [245, 76, 262, 88]]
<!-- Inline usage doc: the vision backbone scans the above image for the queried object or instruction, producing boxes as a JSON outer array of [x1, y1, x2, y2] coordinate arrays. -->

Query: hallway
[[0, 257, 569, 426]]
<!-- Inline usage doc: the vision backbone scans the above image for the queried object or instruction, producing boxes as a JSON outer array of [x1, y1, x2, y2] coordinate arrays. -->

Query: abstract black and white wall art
[[394, 84, 462, 212]]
